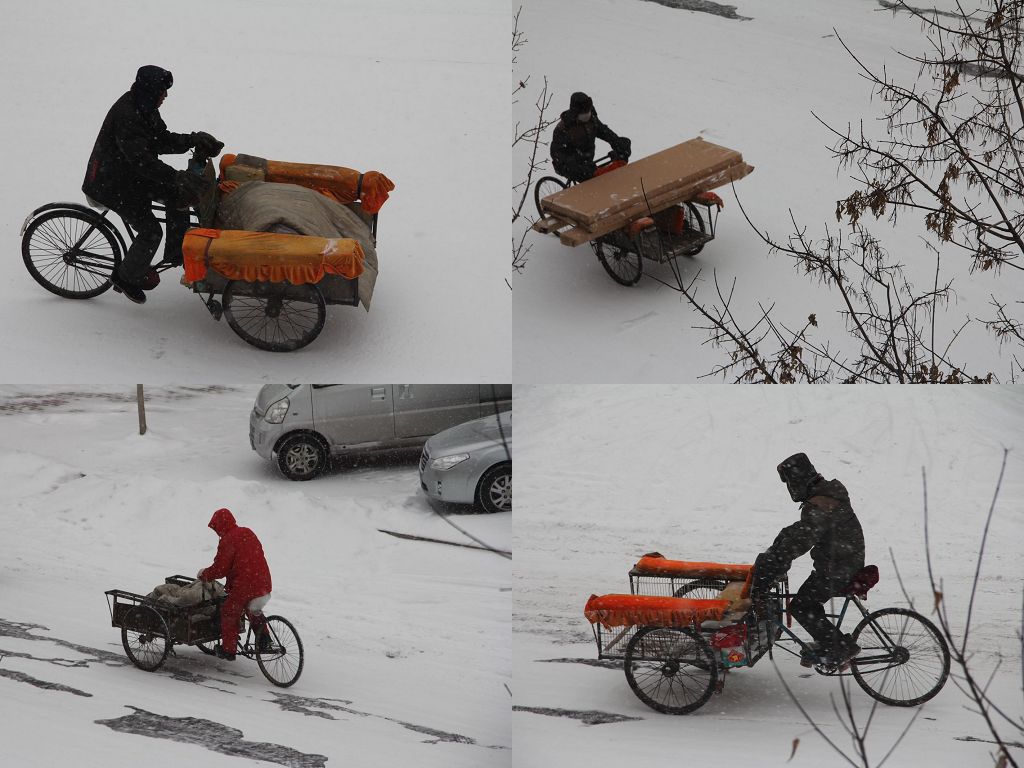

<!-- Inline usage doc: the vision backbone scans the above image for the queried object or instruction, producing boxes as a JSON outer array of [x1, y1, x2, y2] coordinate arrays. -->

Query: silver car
[[419, 410, 511, 513], [251, 384, 512, 480]]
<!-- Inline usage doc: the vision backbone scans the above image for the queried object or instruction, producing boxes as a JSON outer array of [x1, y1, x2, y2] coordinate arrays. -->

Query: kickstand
[[202, 291, 223, 321]]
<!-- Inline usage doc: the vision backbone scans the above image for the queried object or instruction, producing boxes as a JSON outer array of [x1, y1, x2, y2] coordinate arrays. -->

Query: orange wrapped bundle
[[219, 154, 395, 213], [584, 594, 730, 629], [182, 228, 364, 285], [632, 553, 753, 581]]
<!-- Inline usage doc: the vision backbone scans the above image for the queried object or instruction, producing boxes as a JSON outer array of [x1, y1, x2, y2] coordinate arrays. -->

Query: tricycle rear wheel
[[850, 607, 950, 706], [679, 204, 706, 256], [22, 209, 119, 299], [533, 176, 567, 217], [121, 605, 170, 672], [593, 239, 643, 286], [256, 616, 304, 688], [223, 280, 326, 352], [624, 626, 717, 714]]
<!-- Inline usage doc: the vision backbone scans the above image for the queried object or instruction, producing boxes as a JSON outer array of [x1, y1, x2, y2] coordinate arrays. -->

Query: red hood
[[208, 508, 237, 536]]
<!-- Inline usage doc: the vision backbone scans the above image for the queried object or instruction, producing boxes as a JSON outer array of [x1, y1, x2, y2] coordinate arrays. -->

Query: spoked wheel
[[22, 210, 120, 298], [533, 176, 567, 217], [624, 626, 717, 714], [679, 204, 706, 257], [593, 239, 643, 286], [674, 579, 727, 600], [851, 607, 950, 706], [195, 641, 217, 656], [256, 616, 304, 688], [121, 605, 170, 672], [223, 280, 326, 352]]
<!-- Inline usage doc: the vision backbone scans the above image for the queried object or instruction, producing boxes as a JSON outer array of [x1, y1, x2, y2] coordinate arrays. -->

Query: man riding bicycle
[[82, 65, 222, 304], [749, 453, 865, 666], [197, 508, 272, 661], [550, 91, 631, 183]]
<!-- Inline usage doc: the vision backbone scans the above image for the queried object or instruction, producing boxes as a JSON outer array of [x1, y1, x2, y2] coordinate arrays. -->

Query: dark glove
[[612, 136, 632, 161], [191, 131, 224, 157], [174, 169, 207, 207]]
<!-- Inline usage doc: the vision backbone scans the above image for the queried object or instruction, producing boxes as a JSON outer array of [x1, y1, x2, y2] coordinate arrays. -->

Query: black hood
[[777, 453, 825, 502], [130, 65, 173, 113]]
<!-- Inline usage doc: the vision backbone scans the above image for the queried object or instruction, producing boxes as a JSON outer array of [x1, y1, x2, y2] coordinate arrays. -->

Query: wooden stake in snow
[[136, 385, 147, 436]]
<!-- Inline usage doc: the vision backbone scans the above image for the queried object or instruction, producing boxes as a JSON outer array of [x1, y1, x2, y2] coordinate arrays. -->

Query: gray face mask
[[577, 111, 592, 123]]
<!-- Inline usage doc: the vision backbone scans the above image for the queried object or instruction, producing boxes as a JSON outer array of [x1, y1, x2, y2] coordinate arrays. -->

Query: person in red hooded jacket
[[197, 508, 272, 660]]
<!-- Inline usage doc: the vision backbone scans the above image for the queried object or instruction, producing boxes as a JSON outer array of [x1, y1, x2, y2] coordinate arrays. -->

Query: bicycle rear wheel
[[22, 209, 119, 298], [256, 615, 304, 687], [673, 579, 727, 600], [851, 607, 950, 706], [533, 176, 567, 217], [624, 626, 717, 714]]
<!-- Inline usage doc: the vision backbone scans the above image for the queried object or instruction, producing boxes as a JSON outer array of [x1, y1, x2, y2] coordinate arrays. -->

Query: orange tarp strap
[[265, 160, 395, 214], [584, 594, 730, 629], [632, 553, 753, 581], [182, 228, 364, 285]]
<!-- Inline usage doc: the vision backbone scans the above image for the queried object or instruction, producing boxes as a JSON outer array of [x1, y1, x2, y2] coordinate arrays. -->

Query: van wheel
[[475, 463, 511, 513], [277, 434, 328, 480]]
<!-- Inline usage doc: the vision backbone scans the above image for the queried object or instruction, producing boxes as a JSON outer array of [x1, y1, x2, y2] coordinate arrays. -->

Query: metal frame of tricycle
[[105, 574, 225, 648]]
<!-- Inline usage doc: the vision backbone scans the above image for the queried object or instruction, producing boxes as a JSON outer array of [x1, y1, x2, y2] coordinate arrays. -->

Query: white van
[[250, 384, 512, 480]]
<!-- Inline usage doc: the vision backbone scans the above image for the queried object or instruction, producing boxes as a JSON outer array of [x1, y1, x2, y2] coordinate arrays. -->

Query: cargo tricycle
[[585, 554, 951, 714]]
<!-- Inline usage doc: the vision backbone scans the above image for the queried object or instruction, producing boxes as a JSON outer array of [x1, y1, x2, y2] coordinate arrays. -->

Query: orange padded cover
[[584, 594, 730, 629], [219, 154, 395, 213], [182, 228, 364, 285], [633, 554, 753, 581]]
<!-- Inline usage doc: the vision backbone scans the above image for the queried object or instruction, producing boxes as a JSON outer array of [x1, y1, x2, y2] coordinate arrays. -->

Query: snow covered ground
[[513, 385, 1024, 767], [0, 387, 511, 767], [514, 0, 1024, 381], [0, 0, 508, 381]]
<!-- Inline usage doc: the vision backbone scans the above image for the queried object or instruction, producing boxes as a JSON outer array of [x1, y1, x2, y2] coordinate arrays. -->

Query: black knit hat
[[131, 65, 173, 112], [569, 91, 593, 116]]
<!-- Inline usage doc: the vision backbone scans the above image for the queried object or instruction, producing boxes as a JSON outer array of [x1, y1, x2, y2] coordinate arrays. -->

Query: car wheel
[[475, 462, 511, 513], [276, 434, 328, 481]]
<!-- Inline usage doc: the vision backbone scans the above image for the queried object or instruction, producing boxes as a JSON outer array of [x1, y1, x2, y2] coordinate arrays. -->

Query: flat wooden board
[[539, 137, 753, 236]]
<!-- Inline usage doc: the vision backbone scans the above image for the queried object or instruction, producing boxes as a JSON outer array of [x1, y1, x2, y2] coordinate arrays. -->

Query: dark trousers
[[113, 193, 189, 285], [790, 570, 853, 647]]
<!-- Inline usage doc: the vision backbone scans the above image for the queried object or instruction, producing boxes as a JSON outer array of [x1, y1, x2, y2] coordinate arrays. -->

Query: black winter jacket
[[82, 73, 192, 208], [751, 478, 865, 595], [550, 108, 623, 182]]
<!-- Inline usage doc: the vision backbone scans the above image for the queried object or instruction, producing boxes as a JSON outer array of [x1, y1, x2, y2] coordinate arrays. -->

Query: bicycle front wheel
[[851, 607, 950, 706], [256, 615, 304, 688]]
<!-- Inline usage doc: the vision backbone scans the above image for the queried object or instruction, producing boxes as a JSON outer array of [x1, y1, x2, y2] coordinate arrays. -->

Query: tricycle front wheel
[[121, 605, 170, 672], [624, 626, 717, 714], [533, 176, 567, 217], [223, 280, 326, 352], [593, 239, 643, 286]]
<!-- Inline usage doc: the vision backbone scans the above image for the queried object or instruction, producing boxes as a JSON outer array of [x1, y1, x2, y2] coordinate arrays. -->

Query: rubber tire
[[850, 607, 951, 706], [674, 579, 727, 600], [475, 462, 511, 513], [121, 605, 170, 672], [624, 626, 717, 714], [534, 176, 568, 217], [22, 209, 119, 298], [679, 204, 706, 257], [223, 280, 326, 352], [277, 433, 329, 481], [256, 616, 305, 688], [593, 239, 643, 286], [195, 642, 216, 656]]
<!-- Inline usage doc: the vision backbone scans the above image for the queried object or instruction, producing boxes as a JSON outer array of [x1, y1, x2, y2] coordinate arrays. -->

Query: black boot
[[213, 644, 236, 661], [110, 273, 147, 304]]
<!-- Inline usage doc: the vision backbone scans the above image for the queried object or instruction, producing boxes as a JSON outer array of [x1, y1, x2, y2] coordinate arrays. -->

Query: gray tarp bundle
[[214, 181, 379, 311]]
